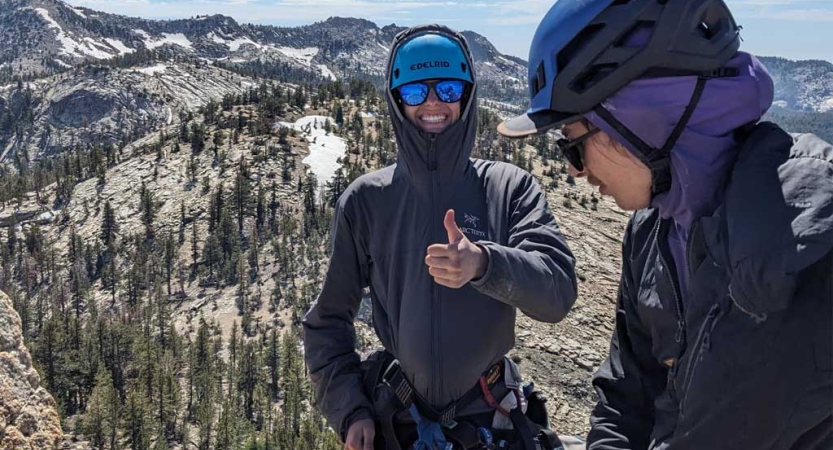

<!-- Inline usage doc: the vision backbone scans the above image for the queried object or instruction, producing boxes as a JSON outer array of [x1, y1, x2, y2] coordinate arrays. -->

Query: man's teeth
[[421, 115, 447, 123]]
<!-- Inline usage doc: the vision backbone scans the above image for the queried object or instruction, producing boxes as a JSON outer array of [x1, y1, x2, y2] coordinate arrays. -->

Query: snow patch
[[135, 30, 194, 51], [208, 31, 227, 45], [54, 58, 72, 68], [69, 6, 86, 18], [34, 8, 112, 59], [276, 47, 319, 66], [821, 98, 833, 113], [226, 37, 260, 52], [207, 32, 260, 51], [36, 211, 56, 224], [104, 38, 135, 55], [133, 64, 167, 75], [279, 115, 346, 189], [318, 64, 336, 80]]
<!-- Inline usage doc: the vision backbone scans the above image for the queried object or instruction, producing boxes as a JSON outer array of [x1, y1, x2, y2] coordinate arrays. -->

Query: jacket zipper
[[685, 220, 700, 275], [655, 220, 686, 346], [428, 135, 440, 403], [679, 303, 723, 417]]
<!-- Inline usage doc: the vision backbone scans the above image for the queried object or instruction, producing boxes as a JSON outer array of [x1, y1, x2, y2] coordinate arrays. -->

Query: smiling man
[[303, 24, 579, 450]]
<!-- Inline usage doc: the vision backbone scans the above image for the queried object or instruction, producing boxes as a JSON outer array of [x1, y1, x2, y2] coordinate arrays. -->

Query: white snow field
[[278, 115, 346, 191]]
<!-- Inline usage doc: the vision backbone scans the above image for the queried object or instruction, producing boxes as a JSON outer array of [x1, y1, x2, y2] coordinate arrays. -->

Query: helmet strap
[[592, 70, 732, 197]]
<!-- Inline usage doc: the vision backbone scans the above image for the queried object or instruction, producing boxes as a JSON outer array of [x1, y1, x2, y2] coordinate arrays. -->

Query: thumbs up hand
[[425, 210, 488, 289]]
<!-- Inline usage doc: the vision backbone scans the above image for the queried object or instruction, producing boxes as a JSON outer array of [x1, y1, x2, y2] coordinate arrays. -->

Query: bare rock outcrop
[[0, 290, 63, 450]]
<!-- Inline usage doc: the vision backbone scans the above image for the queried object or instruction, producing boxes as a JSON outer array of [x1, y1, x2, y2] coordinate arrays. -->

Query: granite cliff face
[[0, 290, 63, 450]]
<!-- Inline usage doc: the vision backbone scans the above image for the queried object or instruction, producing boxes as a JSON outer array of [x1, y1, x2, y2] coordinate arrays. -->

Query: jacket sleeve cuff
[[340, 407, 374, 442], [470, 242, 493, 287]]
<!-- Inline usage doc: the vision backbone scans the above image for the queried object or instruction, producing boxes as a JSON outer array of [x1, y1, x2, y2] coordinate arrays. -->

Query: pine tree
[[212, 130, 225, 152], [126, 388, 152, 450], [189, 153, 199, 182], [191, 123, 206, 153], [138, 182, 156, 241], [83, 365, 119, 450], [179, 202, 186, 245], [268, 182, 279, 232], [203, 234, 221, 283], [280, 331, 305, 435], [218, 205, 240, 284], [238, 341, 258, 421], [215, 396, 236, 450], [233, 158, 251, 235], [158, 349, 181, 439], [6, 221, 16, 255], [265, 328, 280, 401], [163, 232, 176, 296], [191, 222, 199, 277], [255, 185, 266, 233]]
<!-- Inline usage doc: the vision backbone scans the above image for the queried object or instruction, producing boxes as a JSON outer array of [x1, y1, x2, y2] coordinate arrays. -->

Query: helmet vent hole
[[697, 21, 714, 39], [556, 23, 605, 76], [573, 63, 617, 93], [532, 62, 547, 96], [699, 5, 732, 41], [614, 20, 655, 48]]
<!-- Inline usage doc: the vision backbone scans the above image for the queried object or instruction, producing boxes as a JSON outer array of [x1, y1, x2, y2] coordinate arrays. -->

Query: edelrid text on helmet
[[411, 61, 451, 71], [390, 32, 473, 90]]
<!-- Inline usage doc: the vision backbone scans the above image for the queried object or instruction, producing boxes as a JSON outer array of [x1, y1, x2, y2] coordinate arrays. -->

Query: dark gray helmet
[[499, 0, 741, 137], [499, 0, 742, 195]]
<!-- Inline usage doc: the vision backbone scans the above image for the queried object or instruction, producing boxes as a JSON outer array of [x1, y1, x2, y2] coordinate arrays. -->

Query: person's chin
[[613, 194, 650, 211]]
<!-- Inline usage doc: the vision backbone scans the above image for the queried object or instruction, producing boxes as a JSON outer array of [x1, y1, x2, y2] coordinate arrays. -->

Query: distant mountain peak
[[320, 16, 378, 29]]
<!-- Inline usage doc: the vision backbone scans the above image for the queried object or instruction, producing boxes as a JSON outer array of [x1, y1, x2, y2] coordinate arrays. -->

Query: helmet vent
[[573, 63, 617, 93], [698, 21, 714, 39], [614, 20, 655, 48], [699, 3, 733, 41], [532, 62, 547, 97], [556, 23, 605, 78]]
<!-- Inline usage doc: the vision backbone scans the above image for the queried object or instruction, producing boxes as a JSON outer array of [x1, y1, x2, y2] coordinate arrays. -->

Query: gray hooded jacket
[[303, 24, 577, 437]]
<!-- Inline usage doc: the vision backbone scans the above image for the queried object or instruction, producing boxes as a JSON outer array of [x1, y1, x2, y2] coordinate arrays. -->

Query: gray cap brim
[[497, 110, 580, 138]]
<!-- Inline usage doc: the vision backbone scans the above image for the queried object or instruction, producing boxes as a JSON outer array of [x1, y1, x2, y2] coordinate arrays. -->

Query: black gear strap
[[592, 67, 738, 196]]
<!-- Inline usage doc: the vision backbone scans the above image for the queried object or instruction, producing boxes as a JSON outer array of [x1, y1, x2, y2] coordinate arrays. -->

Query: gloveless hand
[[344, 418, 374, 450], [425, 209, 488, 289]]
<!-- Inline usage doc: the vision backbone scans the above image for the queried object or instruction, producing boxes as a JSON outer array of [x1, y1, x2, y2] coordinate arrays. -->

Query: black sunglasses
[[556, 127, 600, 172]]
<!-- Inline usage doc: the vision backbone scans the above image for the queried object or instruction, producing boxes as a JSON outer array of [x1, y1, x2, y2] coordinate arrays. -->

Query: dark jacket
[[302, 24, 577, 438], [587, 123, 833, 450]]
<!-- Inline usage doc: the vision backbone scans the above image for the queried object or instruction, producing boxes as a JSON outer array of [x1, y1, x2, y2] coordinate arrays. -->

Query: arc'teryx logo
[[460, 213, 486, 238], [411, 61, 450, 71], [463, 213, 479, 227]]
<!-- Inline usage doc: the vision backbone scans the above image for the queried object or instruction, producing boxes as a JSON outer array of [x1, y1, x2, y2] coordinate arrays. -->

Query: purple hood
[[585, 51, 775, 231]]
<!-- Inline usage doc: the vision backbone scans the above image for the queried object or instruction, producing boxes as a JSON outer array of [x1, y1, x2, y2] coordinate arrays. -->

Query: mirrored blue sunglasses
[[398, 79, 466, 106]]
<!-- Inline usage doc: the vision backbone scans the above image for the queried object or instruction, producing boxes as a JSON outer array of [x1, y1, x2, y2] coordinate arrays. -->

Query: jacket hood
[[703, 123, 833, 318], [585, 52, 775, 231], [385, 24, 479, 182]]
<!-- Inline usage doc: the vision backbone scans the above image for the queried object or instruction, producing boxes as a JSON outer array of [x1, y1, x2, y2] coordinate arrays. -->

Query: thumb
[[444, 209, 464, 243], [363, 425, 375, 450]]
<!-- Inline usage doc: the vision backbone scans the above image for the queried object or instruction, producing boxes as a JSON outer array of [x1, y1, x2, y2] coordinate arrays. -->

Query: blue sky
[[65, 0, 833, 62]]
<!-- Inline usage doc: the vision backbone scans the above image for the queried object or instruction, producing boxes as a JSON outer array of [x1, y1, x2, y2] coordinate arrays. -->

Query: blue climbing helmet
[[390, 32, 473, 90], [498, 0, 741, 137]]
